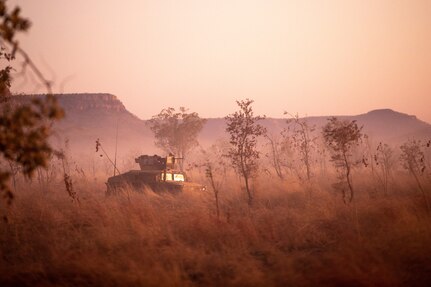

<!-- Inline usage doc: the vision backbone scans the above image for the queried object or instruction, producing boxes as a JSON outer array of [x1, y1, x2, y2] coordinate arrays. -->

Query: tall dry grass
[[1, 174, 431, 286]]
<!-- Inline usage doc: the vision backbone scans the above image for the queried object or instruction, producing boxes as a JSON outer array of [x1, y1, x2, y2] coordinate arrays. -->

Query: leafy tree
[[323, 117, 363, 203], [147, 107, 205, 170], [0, 0, 64, 209], [225, 99, 266, 206]]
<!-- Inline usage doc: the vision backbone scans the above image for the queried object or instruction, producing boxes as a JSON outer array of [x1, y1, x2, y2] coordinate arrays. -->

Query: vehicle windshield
[[173, 173, 185, 181], [161, 172, 185, 182]]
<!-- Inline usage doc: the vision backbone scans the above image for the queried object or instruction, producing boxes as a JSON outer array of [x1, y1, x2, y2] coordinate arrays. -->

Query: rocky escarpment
[[12, 93, 127, 113], [56, 93, 127, 112]]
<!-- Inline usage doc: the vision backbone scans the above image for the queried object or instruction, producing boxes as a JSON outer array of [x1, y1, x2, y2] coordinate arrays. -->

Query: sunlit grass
[[1, 174, 431, 286]]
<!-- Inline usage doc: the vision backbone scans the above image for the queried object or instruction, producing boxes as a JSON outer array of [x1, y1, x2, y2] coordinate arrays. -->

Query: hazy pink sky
[[9, 0, 431, 122]]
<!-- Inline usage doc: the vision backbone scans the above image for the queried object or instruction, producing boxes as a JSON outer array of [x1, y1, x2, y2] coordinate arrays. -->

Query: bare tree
[[147, 107, 206, 170], [53, 149, 79, 204], [200, 142, 230, 219], [361, 136, 395, 196], [400, 139, 429, 212], [284, 113, 317, 182], [323, 117, 363, 203], [225, 99, 266, 206], [316, 137, 328, 177], [95, 138, 121, 175], [374, 142, 395, 195], [264, 133, 286, 179]]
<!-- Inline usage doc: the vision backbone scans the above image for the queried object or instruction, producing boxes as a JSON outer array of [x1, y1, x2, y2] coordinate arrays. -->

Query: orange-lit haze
[[9, 0, 431, 122]]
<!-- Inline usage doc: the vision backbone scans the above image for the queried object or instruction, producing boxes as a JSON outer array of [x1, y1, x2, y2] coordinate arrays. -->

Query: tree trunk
[[343, 151, 354, 202], [8, 161, 17, 193], [302, 128, 311, 181], [207, 165, 220, 219], [244, 174, 252, 206], [215, 191, 220, 220], [305, 154, 311, 181]]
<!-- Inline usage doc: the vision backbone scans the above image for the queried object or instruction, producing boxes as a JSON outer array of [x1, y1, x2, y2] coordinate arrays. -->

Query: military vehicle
[[106, 154, 205, 195]]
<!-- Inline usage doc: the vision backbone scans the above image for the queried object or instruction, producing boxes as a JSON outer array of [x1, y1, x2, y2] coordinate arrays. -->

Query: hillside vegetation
[[11, 94, 431, 158]]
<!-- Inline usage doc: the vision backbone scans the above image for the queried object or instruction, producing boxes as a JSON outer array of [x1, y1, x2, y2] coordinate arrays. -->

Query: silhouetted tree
[[147, 107, 205, 170], [284, 113, 317, 182], [323, 117, 362, 203], [400, 139, 429, 212], [225, 99, 266, 206], [200, 142, 230, 219], [374, 142, 395, 195], [0, 1, 64, 210], [264, 133, 287, 179]]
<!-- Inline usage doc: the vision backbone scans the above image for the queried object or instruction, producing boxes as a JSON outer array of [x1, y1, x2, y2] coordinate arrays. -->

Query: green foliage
[[225, 99, 266, 205], [0, 48, 12, 98], [0, 0, 30, 97], [0, 95, 64, 206], [323, 117, 363, 202], [0, 1, 31, 43], [147, 107, 206, 168], [1, 97, 63, 174], [323, 117, 362, 162], [0, 0, 64, 208]]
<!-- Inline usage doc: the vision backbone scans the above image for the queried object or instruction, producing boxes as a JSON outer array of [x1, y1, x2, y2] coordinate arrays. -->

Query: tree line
[[146, 100, 431, 213]]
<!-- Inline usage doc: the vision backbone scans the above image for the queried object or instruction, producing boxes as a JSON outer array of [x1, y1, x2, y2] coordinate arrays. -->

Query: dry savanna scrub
[[1, 175, 431, 287]]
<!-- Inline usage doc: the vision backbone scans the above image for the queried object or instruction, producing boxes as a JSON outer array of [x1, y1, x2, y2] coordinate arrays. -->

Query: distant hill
[[11, 94, 431, 158], [200, 109, 431, 146], [11, 94, 153, 158]]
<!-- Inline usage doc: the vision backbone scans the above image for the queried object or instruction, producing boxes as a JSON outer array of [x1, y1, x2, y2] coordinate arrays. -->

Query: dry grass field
[[1, 172, 431, 287]]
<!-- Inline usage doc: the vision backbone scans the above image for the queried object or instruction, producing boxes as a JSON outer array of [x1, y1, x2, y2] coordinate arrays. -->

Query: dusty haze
[[3, 2, 431, 286], [9, 0, 431, 122]]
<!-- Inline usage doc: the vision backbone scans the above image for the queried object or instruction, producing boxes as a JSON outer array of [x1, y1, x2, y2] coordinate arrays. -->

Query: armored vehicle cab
[[106, 154, 205, 195]]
